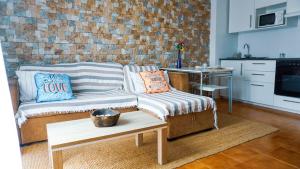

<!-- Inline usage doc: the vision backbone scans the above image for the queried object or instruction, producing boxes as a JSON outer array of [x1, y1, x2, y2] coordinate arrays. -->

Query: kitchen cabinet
[[255, 0, 287, 9], [220, 60, 243, 77], [220, 60, 276, 106], [220, 61, 249, 100], [220, 59, 300, 113], [286, 0, 300, 17], [229, 0, 255, 33], [274, 95, 300, 112], [229, 0, 298, 33]]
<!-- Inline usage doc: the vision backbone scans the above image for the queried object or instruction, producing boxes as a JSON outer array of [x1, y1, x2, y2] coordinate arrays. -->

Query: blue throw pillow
[[34, 73, 75, 103]]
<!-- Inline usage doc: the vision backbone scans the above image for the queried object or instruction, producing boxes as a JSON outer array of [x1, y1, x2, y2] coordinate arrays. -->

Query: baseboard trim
[[219, 97, 300, 120]]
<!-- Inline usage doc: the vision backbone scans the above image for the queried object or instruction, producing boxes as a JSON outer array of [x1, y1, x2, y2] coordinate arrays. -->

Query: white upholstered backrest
[[123, 65, 159, 93], [19, 62, 124, 93]]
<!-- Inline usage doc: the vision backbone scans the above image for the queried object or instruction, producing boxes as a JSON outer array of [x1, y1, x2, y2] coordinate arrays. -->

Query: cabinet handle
[[283, 100, 300, 104], [250, 84, 264, 87], [250, 15, 252, 28], [251, 73, 265, 76], [240, 63, 243, 76], [252, 63, 266, 65]]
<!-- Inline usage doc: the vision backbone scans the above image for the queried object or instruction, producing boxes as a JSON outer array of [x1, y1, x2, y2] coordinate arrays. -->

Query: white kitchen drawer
[[274, 95, 300, 112], [244, 60, 276, 71], [244, 70, 275, 83], [248, 82, 274, 105]]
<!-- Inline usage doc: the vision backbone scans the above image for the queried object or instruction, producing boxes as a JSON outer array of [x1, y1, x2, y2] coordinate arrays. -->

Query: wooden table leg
[[157, 128, 167, 165], [135, 133, 143, 147], [50, 150, 63, 169]]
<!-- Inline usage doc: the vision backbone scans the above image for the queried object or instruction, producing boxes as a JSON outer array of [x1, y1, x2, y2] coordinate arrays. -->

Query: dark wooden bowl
[[90, 109, 120, 127]]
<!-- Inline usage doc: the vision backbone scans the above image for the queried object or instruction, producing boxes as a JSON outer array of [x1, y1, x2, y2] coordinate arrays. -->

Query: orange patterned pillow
[[139, 70, 170, 94]]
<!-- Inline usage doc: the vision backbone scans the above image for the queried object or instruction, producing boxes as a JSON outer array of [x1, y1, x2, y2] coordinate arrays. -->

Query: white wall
[[210, 0, 238, 66], [238, 17, 300, 58], [0, 43, 22, 169]]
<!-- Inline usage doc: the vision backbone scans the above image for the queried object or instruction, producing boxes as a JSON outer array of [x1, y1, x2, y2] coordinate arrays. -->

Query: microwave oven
[[258, 10, 285, 28]]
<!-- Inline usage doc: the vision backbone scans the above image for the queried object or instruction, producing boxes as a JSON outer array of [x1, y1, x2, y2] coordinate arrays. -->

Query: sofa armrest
[[8, 77, 19, 115], [168, 72, 191, 93]]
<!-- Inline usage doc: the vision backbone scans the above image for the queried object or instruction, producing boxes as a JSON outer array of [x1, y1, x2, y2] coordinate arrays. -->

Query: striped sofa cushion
[[137, 90, 218, 128], [123, 65, 159, 93], [19, 62, 124, 94], [16, 90, 138, 126], [16, 70, 39, 102]]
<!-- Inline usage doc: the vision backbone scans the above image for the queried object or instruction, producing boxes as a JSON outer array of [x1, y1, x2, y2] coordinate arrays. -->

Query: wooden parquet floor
[[178, 100, 300, 169]]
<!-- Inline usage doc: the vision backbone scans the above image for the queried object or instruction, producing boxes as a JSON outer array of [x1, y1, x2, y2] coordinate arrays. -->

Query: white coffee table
[[47, 111, 168, 169]]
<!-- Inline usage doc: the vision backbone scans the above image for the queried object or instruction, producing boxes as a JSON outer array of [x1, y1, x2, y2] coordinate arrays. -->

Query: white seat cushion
[[16, 90, 137, 126], [137, 90, 218, 128]]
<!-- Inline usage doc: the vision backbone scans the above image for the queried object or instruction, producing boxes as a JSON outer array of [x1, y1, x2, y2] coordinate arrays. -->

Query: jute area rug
[[21, 114, 278, 169]]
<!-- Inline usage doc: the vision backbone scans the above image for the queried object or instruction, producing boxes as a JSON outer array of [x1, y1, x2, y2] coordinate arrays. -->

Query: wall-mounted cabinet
[[229, 0, 299, 33], [286, 0, 300, 17], [229, 0, 255, 33], [255, 0, 287, 9]]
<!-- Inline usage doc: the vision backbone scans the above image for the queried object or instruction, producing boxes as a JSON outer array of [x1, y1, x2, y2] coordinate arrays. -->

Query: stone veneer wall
[[0, 0, 210, 77]]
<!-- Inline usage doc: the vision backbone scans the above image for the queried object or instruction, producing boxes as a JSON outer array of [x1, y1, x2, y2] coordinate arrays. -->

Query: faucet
[[243, 43, 252, 58]]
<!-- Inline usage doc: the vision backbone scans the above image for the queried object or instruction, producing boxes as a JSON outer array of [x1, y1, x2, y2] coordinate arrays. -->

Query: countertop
[[220, 58, 300, 61], [220, 57, 275, 60], [161, 67, 233, 73]]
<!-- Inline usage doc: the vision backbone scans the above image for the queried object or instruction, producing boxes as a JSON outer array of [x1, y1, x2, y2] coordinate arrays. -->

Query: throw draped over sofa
[[12, 62, 218, 144]]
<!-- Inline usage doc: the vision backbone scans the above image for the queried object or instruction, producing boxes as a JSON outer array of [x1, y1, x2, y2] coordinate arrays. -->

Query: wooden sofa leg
[[135, 133, 143, 147]]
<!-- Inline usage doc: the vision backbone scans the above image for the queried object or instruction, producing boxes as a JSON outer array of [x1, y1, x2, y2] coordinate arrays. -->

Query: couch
[[14, 62, 138, 144], [123, 65, 217, 139], [11, 62, 217, 144]]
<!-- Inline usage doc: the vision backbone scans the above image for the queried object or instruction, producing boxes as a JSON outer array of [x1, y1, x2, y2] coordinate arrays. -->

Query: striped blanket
[[19, 62, 124, 93], [137, 90, 218, 128], [123, 65, 218, 129], [16, 90, 137, 127]]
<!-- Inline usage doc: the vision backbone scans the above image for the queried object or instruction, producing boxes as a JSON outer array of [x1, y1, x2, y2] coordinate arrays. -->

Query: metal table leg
[[200, 72, 203, 96], [228, 74, 233, 113]]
